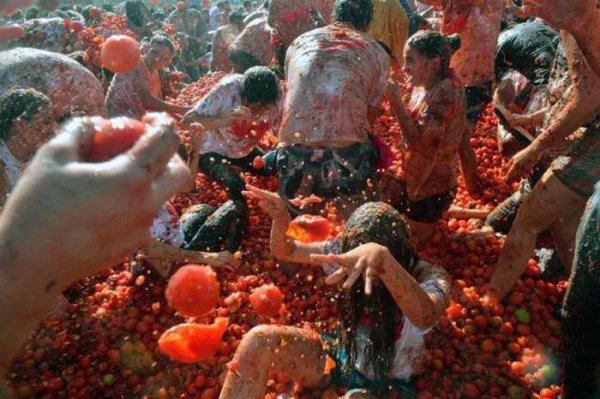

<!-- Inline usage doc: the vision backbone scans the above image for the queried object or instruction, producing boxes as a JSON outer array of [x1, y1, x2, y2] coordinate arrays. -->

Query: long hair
[[339, 202, 416, 388]]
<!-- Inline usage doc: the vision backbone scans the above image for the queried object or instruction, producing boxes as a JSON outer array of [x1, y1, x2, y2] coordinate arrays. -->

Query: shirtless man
[[229, 16, 279, 72], [105, 34, 190, 119], [210, 10, 244, 72], [277, 0, 390, 217], [0, 48, 106, 120], [267, 0, 334, 51]]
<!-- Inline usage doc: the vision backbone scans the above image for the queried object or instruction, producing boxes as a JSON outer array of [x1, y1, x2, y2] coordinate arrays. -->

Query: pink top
[[279, 25, 390, 148]]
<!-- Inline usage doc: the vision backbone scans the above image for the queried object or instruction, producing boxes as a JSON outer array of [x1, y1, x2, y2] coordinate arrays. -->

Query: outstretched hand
[[309, 243, 390, 296], [242, 184, 289, 220]]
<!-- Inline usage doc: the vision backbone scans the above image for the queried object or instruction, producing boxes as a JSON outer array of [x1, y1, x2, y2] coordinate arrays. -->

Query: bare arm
[[387, 83, 422, 149], [138, 86, 190, 115], [142, 239, 238, 272], [311, 244, 448, 329], [242, 185, 326, 265]]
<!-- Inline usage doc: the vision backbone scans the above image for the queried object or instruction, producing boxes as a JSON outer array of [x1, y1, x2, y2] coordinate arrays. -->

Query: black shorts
[[382, 175, 455, 223], [465, 81, 493, 123]]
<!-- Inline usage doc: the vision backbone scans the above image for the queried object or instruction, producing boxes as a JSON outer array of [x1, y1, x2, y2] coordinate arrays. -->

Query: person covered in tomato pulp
[[384, 31, 467, 243], [105, 34, 190, 119], [276, 0, 391, 217], [180, 66, 281, 252], [220, 190, 450, 399]]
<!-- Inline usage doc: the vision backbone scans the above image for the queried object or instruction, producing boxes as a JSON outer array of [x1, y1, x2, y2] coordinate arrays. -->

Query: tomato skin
[[252, 156, 265, 170], [249, 284, 283, 317], [165, 265, 220, 318], [158, 318, 229, 363], [286, 215, 334, 243], [100, 35, 141, 73], [86, 117, 146, 162]]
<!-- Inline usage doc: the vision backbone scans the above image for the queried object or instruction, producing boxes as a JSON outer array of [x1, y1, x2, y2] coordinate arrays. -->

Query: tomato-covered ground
[[8, 76, 565, 399]]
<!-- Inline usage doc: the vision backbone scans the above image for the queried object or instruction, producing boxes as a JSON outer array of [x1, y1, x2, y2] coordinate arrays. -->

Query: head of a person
[[217, 0, 229, 11], [403, 30, 461, 86], [0, 88, 55, 162], [240, 66, 281, 112], [146, 34, 175, 69], [25, 6, 40, 19], [228, 10, 245, 29], [242, 0, 251, 10], [332, 0, 373, 32], [339, 202, 415, 387], [125, 0, 149, 27]]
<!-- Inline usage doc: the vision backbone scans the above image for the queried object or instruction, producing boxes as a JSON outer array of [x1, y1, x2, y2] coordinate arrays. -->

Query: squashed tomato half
[[158, 317, 229, 363], [286, 214, 334, 243]]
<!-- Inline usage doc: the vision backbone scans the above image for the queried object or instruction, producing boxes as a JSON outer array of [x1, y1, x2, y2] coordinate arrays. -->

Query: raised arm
[[310, 243, 449, 329]]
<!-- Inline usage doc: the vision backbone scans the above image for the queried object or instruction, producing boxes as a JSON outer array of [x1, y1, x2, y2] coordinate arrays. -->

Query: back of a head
[[228, 10, 245, 24], [0, 88, 51, 142], [241, 66, 281, 106], [333, 0, 373, 31], [341, 202, 414, 272]]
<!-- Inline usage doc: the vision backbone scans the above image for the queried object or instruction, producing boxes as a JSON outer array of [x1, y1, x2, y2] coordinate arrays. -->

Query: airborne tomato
[[86, 117, 146, 162], [165, 265, 220, 318], [100, 35, 141, 73], [286, 215, 334, 243], [249, 284, 283, 317]]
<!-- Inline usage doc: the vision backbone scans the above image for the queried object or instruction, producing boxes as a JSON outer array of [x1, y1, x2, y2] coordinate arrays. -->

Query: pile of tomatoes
[[7, 76, 566, 399]]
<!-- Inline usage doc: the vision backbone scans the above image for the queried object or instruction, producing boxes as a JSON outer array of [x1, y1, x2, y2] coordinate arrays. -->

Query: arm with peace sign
[[310, 243, 447, 330], [242, 184, 328, 265]]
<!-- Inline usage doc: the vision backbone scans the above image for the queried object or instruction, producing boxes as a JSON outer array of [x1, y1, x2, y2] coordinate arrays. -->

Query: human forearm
[[380, 251, 444, 329], [570, 12, 600, 76], [389, 92, 421, 147], [141, 93, 190, 115]]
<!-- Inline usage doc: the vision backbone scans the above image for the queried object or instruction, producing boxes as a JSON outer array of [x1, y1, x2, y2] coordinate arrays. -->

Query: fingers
[[505, 162, 520, 181], [364, 266, 373, 296], [0, 24, 24, 41], [342, 259, 365, 290], [150, 155, 192, 205], [325, 267, 348, 286], [244, 184, 281, 203], [130, 113, 182, 179], [40, 117, 97, 164]]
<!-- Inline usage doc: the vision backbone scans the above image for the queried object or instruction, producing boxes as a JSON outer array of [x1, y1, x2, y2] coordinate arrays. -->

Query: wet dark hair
[[0, 88, 51, 142], [339, 202, 416, 390], [333, 0, 373, 32], [240, 66, 280, 106], [228, 10, 245, 24], [149, 34, 175, 53], [407, 30, 461, 77], [125, 0, 150, 27]]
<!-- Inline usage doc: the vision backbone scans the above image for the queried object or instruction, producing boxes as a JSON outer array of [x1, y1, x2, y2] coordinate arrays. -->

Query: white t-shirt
[[322, 239, 451, 381], [150, 202, 185, 247]]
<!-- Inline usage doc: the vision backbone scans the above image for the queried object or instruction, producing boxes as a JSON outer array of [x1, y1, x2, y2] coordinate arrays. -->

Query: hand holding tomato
[[0, 113, 191, 290]]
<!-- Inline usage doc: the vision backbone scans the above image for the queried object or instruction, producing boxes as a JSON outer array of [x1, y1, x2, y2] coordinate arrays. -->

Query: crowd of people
[[0, 0, 599, 398]]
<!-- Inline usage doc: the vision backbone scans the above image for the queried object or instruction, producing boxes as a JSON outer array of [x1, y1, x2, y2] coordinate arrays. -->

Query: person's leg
[[199, 152, 247, 201], [179, 204, 216, 244], [184, 199, 247, 251], [219, 325, 328, 399], [458, 126, 481, 194], [488, 170, 587, 299], [547, 205, 585, 275]]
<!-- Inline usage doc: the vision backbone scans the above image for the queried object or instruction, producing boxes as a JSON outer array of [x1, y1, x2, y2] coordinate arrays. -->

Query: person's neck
[[333, 21, 358, 31], [421, 74, 443, 90]]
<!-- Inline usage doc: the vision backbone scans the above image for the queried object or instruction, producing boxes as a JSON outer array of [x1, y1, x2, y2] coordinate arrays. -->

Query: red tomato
[[70, 21, 84, 32], [249, 284, 283, 317], [166, 265, 220, 318], [286, 215, 334, 243], [101, 35, 141, 73], [86, 117, 146, 162], [252, 156, 264, 170], [158, 318, 228, 363]]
